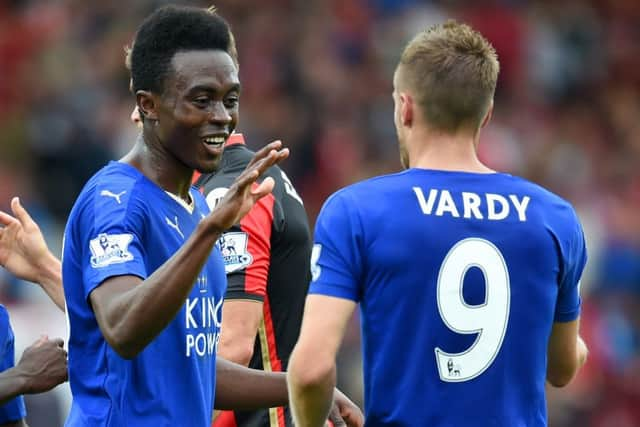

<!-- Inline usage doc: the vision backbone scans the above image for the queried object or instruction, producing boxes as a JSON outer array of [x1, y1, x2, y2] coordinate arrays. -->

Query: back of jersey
[[309, 169, 586, 427]]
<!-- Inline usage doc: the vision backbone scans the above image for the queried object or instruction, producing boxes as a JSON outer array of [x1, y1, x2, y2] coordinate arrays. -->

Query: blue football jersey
[[62, 161, 226, 427], [0, 306, 26, 424], [309, 169, 587, 427]]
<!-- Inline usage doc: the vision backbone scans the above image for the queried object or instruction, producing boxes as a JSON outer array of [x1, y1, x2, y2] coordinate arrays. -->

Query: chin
[[196, 157, 222, 174]]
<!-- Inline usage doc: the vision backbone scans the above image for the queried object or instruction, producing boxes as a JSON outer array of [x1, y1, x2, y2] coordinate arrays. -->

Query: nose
[[208, 102, 232, 125]]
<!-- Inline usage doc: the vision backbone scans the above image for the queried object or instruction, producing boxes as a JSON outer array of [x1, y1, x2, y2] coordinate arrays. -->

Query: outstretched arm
[[0, 198, 65, 311], [288, 295, 360, 427], [90, 142, 289, 360]]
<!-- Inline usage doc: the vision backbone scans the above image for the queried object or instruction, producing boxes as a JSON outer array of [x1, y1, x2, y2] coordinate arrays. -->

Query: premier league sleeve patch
[[89, 233, 134, 268], [218, 232, 253, 274]]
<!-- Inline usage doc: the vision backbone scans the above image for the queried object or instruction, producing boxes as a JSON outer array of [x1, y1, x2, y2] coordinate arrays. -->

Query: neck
[[120, 132, 194, 200], [405, 126, 494, 173]]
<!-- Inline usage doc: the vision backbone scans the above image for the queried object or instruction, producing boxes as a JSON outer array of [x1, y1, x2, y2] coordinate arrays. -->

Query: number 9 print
[[435, 238, 511, 383]]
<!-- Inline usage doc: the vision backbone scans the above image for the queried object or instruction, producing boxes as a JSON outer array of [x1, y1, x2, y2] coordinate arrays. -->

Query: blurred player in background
[[0, 7, 361, 425], [288, 21, 588, 426], [196, 132, 312, 427]]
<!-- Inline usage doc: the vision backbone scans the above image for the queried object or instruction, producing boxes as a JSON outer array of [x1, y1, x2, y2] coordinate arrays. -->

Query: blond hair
[[397, 20, 499, 133]]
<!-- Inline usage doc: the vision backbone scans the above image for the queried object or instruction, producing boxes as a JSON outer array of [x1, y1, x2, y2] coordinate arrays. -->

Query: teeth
[[204, 136, 225, 145]]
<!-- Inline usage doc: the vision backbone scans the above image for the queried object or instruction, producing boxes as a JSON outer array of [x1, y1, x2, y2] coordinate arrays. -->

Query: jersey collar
[[225, 133, 245, 146]]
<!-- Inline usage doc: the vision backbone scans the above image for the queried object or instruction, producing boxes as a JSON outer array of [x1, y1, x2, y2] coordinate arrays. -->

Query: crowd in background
[[1, 0, 639, 425]]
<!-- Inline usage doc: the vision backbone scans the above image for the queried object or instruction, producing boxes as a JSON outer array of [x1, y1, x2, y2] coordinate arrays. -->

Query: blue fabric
[[0, 306, 26, 423], [63, 162, 226, 426], [310, 168, 587, 426]]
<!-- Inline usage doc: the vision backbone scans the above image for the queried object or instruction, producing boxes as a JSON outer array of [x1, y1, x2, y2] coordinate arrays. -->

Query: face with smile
[[140, 49, 240, 174]]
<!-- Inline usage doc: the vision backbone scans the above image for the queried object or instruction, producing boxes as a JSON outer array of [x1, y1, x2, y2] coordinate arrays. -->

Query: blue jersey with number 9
[[309, 168, 586, 427]]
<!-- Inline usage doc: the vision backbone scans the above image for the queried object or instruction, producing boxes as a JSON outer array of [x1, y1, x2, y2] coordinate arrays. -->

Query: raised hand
[[0, 197, 53, 284], [0, 197, 65, 311], [16, 336, 68, 394], [206, 140, 289, 233]]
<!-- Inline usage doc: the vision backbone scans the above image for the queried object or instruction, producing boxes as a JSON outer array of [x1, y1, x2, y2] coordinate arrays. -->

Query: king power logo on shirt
[[184, 285, 223, 358]]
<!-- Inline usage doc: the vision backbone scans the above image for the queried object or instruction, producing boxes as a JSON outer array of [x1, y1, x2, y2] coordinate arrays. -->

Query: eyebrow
[[187, 83, 241, 95]]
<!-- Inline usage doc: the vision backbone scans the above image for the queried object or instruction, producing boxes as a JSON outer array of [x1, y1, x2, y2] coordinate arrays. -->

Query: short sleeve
[[80, 188, 148, 300], [308, 191, 363, 302], [554, 211, 587, 322], [0, 308, 26, 423], [222, 194, 274, 302]]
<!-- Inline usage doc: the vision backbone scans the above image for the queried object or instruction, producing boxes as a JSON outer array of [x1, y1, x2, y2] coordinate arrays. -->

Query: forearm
[[35, 252, 65, 312], [288, 359, 336, 427], [214, 357, 288, 410], [0, 368, 27, 406], [100, 221, 222, 358]]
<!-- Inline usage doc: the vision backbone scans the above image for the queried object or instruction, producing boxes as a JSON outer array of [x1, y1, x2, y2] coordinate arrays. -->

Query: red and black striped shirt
[[195, 134, 311, 427]]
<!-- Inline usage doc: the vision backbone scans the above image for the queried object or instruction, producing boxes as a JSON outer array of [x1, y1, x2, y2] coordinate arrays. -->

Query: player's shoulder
[[509, 175, 578, 215], [69, 162, 149, 223], [325, 171, 409, 204], [504, 174, 583, 236], [318, 172, 404, 218]]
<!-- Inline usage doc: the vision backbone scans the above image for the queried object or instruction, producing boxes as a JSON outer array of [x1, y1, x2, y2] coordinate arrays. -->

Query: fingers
[[33, 335, 49, 347], [343, 411, 364, 427], [251, 177, 276, 199], [244, 147, 289, 182], [11, 197, 35, 229], [246, 140, 283, 169], [0, 210, 19, 228], [51, 337, 65, 348], [234, 148, 287, 192]]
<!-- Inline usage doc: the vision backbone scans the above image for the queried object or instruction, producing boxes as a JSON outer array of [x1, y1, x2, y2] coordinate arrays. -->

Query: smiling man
[[58, 6, 291, 426], [0, 5, 364, 427]]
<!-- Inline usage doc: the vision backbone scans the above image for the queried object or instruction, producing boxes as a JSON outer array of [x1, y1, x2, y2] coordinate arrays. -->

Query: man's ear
[[400, 92, 413, 127], [136, 90, 158, 121], [480, 100, 494, 129]]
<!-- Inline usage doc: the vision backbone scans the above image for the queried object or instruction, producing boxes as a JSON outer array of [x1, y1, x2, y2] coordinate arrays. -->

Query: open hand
[[206, 140, 289, 233], [0, 197, 52, 283]]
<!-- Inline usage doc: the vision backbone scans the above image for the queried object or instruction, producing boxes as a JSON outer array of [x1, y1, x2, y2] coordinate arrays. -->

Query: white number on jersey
[[281, 171, 303, 205], [435, 238, 510, 382]]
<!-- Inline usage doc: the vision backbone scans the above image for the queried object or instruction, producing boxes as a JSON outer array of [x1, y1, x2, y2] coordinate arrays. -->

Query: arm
[[215, 356, 363, 427], [216, 195, 274, 366], [214, 356, 287, 410], [90, 142, 288, 359], [0, 198, 65, 311], [288, 295, 357, 427], [218, 301, 263, 366], [547, 319, 588, 387]]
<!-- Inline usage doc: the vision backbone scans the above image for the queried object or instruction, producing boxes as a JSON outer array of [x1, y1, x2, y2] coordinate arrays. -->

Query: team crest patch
[[89, 233, 134, 268], [218, 232, 253, 273]]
